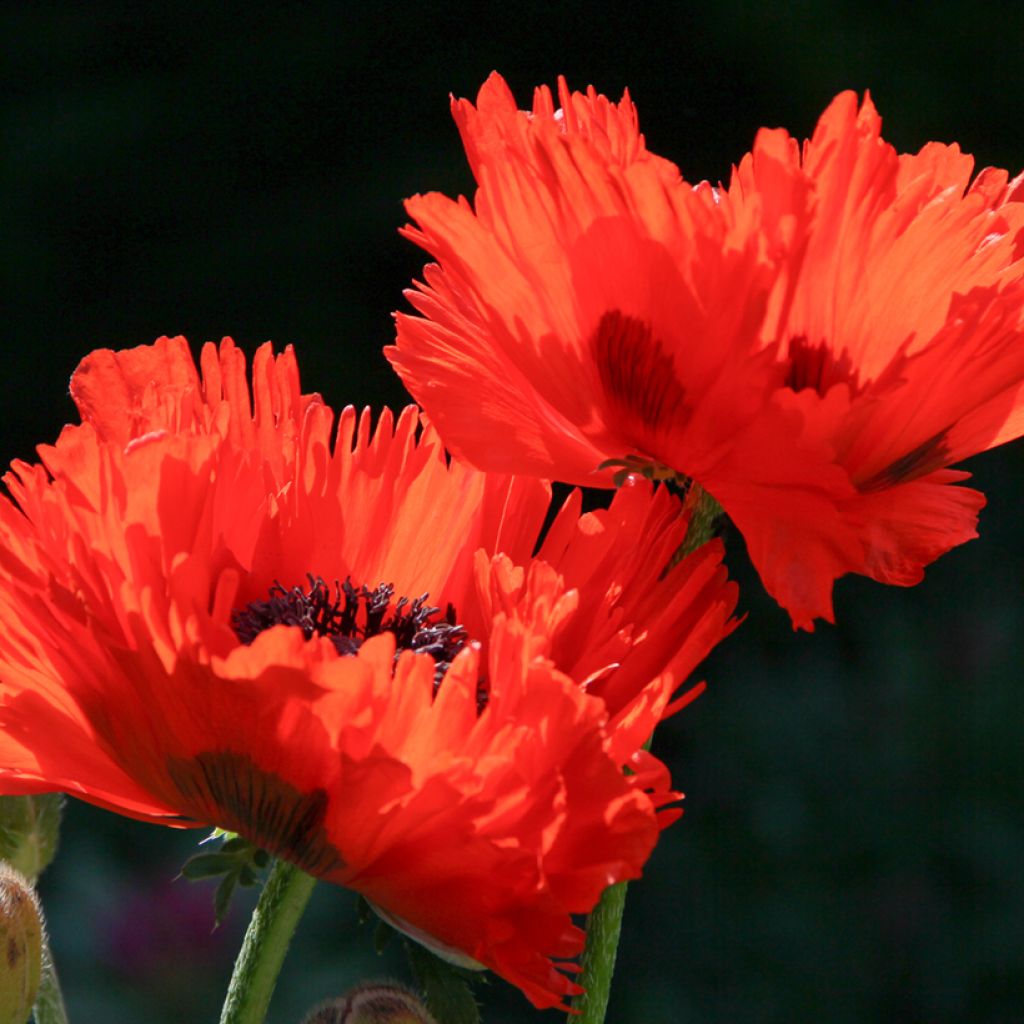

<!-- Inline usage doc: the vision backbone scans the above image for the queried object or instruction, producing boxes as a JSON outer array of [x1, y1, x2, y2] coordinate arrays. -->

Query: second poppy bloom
[[0, 337, 736, 1007], [390, 74, 1024, 628]]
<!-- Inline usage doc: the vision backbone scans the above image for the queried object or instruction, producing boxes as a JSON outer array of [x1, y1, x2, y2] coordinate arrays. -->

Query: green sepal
[[213, 874, 239, 929], [182, 851, 248, 880], [404, 940, 483, 1024], [179, 832, 270, 926]]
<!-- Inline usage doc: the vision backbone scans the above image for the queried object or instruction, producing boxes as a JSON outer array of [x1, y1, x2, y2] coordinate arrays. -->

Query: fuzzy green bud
[[0, 865, 41, 1024], [301, 983, 437, 1024], [0, 795, 63, 880]]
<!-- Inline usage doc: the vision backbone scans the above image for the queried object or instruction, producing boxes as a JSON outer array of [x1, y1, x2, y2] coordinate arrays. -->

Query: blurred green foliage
[[2, 3, 1024, 1021], [0, 795, 62, 881]]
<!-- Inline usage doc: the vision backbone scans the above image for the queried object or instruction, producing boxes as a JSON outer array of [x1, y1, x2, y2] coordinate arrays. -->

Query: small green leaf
[[214, 875, 238, 928], [179, 833, 270, 925], [180, 852, 237, 880]]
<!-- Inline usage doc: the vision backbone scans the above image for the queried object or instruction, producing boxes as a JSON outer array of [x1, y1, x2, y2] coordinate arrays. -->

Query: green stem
[[570, 881, 628, 1022], [219, 859, 316, 1024], [573, 482, 723, 1021], [33, 928, 68, 1024]]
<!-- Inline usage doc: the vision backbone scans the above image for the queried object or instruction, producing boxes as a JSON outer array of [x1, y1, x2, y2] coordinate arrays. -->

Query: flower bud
[[0, 865, 42, 1024], [0, 795, 63, 880], [301, 983, 437, 1024]]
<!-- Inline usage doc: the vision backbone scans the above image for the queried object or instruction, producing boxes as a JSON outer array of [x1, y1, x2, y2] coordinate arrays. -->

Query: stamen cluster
[[232, 576, 470, 693]]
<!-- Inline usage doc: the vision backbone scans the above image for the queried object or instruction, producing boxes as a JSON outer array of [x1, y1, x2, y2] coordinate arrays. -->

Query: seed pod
[[0, 865, 42, 1024]]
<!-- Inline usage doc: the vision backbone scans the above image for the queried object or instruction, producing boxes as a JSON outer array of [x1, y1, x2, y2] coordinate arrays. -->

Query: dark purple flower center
[[232, 576, 486, 706]]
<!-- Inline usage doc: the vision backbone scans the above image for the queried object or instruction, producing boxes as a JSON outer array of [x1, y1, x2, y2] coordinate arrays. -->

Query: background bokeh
[[3, 4, 1024, 1022]]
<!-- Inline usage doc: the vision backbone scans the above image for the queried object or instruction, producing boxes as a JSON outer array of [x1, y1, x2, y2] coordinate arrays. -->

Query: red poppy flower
[[0, 336, 736, 1008], [389, 74, 1024, 628]]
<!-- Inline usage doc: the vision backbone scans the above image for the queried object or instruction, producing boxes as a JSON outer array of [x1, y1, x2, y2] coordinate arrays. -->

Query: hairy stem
[[571, 881, 628, 1022], [219, 859, 316, 1024]]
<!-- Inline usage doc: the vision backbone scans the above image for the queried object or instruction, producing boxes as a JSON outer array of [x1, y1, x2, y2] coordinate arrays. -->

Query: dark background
[[4, 4, 1024, 1022]]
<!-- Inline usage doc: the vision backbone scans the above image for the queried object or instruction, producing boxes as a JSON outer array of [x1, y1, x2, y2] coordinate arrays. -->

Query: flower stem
[[33, 928, 68, 1024], [219, 859, 316, 1024], [570, 881, 628, 1022], [573, 482, 723, 1022]]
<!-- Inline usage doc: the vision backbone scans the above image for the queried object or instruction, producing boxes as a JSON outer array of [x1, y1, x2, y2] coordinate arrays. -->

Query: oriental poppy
[[390, 74, 1024, 628], [0, 336, 736, 1007]]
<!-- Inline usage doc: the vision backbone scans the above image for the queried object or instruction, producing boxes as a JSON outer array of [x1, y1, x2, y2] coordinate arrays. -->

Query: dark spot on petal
[[592, 310, 687, 437], [784, 335, 858, 395], [857, 430, 951, 492], [167, 752, 345, 878], [6, 936, 20, 968]]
